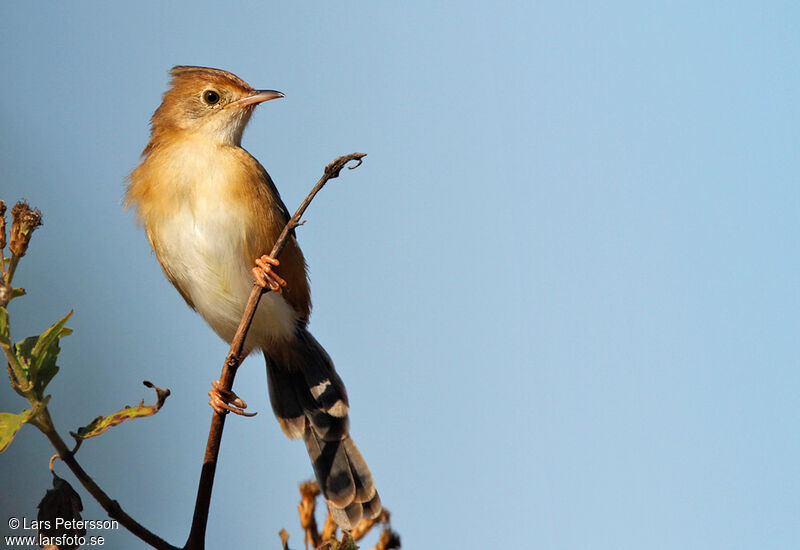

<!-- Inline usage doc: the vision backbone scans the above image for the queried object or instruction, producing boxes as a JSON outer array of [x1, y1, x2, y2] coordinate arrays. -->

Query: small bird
[[125, 66, 380, 529]]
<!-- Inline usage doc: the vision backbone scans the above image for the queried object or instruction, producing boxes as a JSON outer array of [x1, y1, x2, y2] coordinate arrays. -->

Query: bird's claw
[[252, 254, 287, 293], [208, 379, 257, 417]]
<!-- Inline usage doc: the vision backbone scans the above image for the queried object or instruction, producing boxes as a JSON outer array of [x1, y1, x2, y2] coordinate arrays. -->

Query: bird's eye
[[203, 90, 220, 105]]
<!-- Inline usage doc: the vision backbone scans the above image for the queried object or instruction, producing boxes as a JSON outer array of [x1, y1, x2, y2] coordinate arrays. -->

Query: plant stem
[[32, 408, 180, 550]]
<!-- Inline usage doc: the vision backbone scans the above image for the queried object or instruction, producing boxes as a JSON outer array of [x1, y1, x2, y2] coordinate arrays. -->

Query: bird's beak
[[234, 90, 285, 108]]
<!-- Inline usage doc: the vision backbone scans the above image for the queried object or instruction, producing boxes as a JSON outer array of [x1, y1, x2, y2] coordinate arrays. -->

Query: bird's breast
[[137, 141, 299, 351]]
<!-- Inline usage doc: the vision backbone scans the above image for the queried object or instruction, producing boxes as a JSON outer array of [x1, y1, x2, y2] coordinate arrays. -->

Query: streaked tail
[[264, 328, 381, 529]]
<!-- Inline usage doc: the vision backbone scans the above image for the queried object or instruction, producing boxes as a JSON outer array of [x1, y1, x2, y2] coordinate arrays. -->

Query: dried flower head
[[374, 528, 401, 550], [9, 200, 42, 257]]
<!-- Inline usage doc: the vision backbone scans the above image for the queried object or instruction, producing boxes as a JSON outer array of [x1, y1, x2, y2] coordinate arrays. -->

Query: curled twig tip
[[325, 152, 367, 179], [348, 153, 366, 170]]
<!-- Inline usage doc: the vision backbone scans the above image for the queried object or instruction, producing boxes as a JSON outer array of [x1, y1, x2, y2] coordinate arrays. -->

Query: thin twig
[[185, 153, 366, 550]]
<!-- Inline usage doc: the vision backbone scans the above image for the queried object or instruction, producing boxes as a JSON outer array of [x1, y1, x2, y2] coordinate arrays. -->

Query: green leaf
[[32, 310, 73, 368], [33, 341, 61, 397], [0, 409, 34, 453], [11, 287, 25, 299], [14, 336, 36, 378], [13, 311, 73, 398], [74, 381, 170, 440]]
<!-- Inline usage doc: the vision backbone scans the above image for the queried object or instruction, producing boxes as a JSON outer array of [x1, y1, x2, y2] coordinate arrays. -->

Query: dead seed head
[[9, 200, 43, 257], [300, 480, 321, 498], [377, 528, 401, 550]]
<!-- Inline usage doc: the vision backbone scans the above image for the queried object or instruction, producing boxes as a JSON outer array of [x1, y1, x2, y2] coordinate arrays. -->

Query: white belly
[[151, 205, 298, 353]]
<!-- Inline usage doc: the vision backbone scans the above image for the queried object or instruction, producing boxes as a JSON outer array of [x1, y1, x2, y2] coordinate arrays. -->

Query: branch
[[32, 409, 179, 550], [185, 153, 366, 550], [0, 199, 178, 549]]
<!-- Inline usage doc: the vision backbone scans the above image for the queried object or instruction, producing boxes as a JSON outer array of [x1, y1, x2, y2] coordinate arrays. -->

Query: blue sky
[[1, 2, 798, 549]]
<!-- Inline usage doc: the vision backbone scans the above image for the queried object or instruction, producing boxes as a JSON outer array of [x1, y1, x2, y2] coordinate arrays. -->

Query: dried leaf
[[74, 381, 170, 440], [37, 473, 85, 550]]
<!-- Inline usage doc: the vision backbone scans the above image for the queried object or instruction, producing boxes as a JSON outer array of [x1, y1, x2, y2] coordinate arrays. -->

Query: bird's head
[[148, 66, 284, 148]]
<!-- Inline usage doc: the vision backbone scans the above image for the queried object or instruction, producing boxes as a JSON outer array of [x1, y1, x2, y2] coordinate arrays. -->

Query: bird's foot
[[252, 254, 287, 293], [208, 379, 257, 417]]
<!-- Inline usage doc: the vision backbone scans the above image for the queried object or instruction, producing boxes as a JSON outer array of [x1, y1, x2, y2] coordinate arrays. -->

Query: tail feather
[[295, 330, 349, 418], [304, 424, 356, 507], [343, 438, 376, 502], [362, 492, 383, 519], [265, 356, 305, 439], [264, 327, 381, 530], [330, 501, 365, 532]]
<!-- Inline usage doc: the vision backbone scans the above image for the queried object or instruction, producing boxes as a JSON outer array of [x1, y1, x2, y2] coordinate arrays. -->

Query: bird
[[125, 66, 381, 529]]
